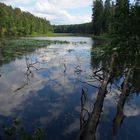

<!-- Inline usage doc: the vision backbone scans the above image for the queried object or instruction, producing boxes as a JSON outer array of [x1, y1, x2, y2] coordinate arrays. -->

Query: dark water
[[0, 37, 140, 140]]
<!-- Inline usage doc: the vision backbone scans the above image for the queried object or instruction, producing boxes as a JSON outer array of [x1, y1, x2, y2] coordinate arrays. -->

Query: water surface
[[0, 37, 139, 140]]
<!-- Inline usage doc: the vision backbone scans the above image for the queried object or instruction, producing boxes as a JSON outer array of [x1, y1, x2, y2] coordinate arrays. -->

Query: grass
[[0, 38, 70, 65], [31, 32, 75, 37], [31, 32, 92, 37]]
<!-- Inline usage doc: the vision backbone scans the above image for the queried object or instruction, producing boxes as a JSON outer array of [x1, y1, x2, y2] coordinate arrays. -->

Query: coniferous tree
[[109, 1, 115, 34], [92, 0, 104, 35], [103, 0, 111, 33], [129, 2, 140, 53], [114, 0, 129, 36], [112, 0, 130, 50]]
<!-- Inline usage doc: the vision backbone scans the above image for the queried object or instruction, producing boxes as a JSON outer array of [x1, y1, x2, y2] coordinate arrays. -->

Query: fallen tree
[[77, 53, 117, 140]]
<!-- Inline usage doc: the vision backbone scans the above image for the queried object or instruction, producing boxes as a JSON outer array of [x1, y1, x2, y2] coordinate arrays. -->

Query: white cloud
[[1, 0, 92, 9], [124, 104, 140, 117], [34, 0, 92, 24], [63, 118, 79, 135], [45, 0, 92, 9], [0, 0, 32, 5], [0, 0, 92, 24]]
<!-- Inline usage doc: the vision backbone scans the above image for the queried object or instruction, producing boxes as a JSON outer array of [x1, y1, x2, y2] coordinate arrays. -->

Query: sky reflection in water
[[0, 37, 140, 140]]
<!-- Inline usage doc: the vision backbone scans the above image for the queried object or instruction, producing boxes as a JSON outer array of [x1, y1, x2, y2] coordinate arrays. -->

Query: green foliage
[[53, 22, 93, 34], [92, 0, 115, 35], [92, 0, 104, 35], [92, 0, 140, 55], [0, 2, 51, 37], [113, 0, 129, 36], [103, 0, 115, 34], [112, 0, 140, 54], [3, 117, 44, 140]]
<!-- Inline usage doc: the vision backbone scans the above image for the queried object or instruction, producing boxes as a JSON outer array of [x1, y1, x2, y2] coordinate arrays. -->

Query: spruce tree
[[103, 0, 111, 33], [112, 0, 130, 50], [92, 0, 104, 35], [114, 0, 129, 36]]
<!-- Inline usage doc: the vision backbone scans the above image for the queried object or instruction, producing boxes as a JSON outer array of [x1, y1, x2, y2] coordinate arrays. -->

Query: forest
[[1, 0, 140, 40], [0, 2, 51, 36], [53, 22, 93, 34], [91, 0, 140, 53]]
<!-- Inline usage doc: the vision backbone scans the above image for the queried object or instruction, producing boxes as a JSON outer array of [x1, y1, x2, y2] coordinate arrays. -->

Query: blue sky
[[0, 0, 92, 25]]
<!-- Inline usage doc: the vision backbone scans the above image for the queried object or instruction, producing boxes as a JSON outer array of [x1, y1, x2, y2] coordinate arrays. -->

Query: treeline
[[92, 0, 115, 35], [0, 0, 139, 39], [92, 0, 140, 52], [0, 2, 51, 37], [53, 22, 93, 34], [53, 0, 140, 39], [92, 0, 140, 37]]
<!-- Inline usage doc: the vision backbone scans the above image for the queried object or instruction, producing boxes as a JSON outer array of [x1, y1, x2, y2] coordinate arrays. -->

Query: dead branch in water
[[80, 88, 90, 129], [77, 53, 117, 140], [14, 57, 39, 92]]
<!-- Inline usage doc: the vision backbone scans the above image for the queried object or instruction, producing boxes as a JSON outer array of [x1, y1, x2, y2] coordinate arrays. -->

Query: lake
[[0, 36, 140, 140]]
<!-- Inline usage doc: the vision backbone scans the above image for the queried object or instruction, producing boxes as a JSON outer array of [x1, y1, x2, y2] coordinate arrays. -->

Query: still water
[[0, 37, 140, 140]]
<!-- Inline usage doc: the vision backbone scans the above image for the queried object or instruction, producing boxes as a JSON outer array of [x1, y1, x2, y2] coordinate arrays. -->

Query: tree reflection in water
[[78, 42, 140, 140]]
